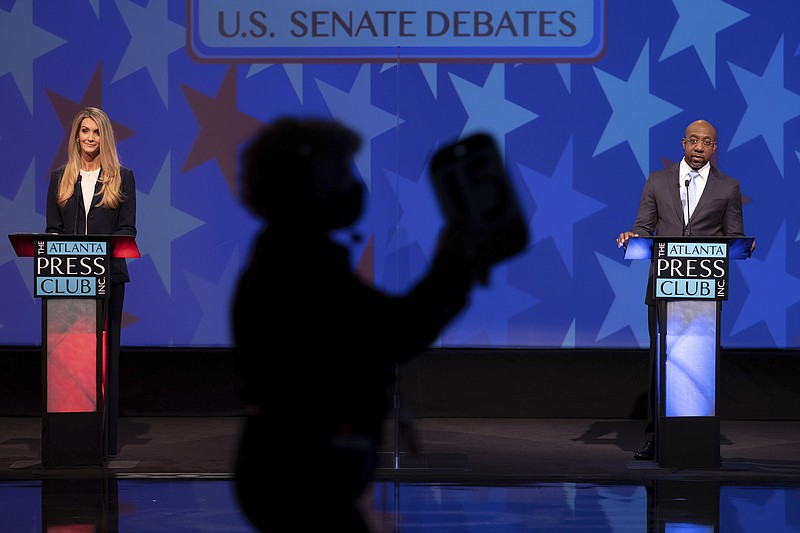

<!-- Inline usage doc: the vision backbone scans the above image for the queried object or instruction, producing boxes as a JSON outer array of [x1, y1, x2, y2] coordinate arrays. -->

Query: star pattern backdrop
[[1, 0, 799, 349]]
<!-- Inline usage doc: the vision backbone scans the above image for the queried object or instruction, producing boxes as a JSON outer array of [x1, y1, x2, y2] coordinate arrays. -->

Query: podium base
[[658, 417, 720, 469], [43, 412, 104, 468]]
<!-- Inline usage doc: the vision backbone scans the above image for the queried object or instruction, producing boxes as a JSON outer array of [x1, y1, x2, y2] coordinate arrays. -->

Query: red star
[[355, 234, 375, 286], [181, 65, 265, 195], [46, 63, 135, 177], [122, 312, 139, 329]]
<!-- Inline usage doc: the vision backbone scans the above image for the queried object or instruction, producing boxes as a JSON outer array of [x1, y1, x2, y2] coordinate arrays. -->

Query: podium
[[8, 233, 140, 468], [625, 236, 753, 468]]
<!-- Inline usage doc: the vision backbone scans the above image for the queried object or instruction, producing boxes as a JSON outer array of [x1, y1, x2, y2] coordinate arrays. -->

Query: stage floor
[[2, 417, 800, 531], [2, 417, 799, 482]]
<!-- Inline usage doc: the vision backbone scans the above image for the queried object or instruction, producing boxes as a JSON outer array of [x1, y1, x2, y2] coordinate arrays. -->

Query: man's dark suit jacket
[[45, 166, 137, 283], [631, 161, 745, 305]]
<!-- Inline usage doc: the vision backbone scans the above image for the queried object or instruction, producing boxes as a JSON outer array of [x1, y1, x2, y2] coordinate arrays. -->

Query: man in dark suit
[[616, 119, 752, 460]]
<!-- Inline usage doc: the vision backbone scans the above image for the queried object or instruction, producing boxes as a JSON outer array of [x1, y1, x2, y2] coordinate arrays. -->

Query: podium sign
[[9, 233, 139, 468], [653, 239, 729, 300], [33, 238, 111, 298], [625, 236, 753, 469]]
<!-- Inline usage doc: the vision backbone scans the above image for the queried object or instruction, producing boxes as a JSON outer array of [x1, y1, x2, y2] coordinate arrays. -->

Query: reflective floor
[[1, 478, 799, 531], [2, 417, 800, 531]]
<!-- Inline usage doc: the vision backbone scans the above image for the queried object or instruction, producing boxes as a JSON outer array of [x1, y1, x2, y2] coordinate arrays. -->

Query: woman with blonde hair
[[46, 106, 137, 458]]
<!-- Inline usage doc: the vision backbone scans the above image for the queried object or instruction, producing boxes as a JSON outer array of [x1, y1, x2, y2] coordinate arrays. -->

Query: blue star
[[518, 138, 605, 275], [246, 64, 304, 103], [420, 64, 438, 98], [556, 64, 571, 93], [593, 41, 683, 177], [439, 269, 535, 347], [185, 246, 241, 345], [0, 159, 44, 294], [732, 222, 800, 347], [0, 0, 65, 113], [797, 151, 800, 242], [659, 0, 749, 87], [318, 65, 399, 191], [89, 0, 99, 17], [562, 319, 578, 348], [728, 36, 800, 176], [114, 0, 185, 107], [449, 64, 538, 154], [382, 63, 438, 99], [134, 153, 203, 293], [363, 166, 440, 292], [391, 167, 443, 260], [597, 252, 651, 347]]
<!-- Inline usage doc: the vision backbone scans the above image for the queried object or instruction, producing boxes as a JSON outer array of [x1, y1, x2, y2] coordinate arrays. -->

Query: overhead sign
[[187, 0, 607, 63]]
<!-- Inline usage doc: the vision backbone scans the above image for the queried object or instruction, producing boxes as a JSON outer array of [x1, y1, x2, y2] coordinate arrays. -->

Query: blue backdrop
[[1, 0, 798, 349]]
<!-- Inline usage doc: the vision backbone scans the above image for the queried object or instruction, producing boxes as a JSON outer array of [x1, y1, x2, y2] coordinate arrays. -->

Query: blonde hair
[[56, 107, 125, 208]]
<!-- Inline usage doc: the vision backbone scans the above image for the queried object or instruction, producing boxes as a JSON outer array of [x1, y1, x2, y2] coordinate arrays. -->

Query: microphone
[[684, 178, 692, 236]]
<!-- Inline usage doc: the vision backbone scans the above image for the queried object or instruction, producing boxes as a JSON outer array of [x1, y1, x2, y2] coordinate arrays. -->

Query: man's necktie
[[687, 170, 700, 219]]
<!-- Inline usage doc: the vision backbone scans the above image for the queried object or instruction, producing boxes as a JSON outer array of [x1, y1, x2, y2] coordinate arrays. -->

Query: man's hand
[[616, 231, 638, 249]]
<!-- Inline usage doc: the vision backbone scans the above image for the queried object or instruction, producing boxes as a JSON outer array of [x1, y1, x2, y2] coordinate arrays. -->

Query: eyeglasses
[[684, 138, 715, 147]]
